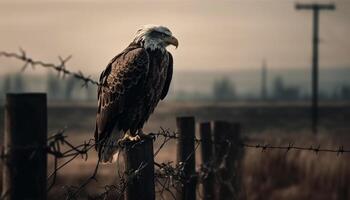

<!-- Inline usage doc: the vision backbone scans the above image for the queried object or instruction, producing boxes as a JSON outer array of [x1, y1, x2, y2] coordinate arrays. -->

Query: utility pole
[[295, 3, 335, 134]]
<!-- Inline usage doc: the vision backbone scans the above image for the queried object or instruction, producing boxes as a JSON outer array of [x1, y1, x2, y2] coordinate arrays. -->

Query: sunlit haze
[[1, 0, 349, 75]]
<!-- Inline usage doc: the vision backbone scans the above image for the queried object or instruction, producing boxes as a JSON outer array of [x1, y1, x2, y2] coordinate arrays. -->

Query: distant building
[[1, 73, 25, 94], [261, 59, 268, 100], [341, 85, 350, 100], [212, 77, 236, 101], [272, 76, 300, 100], [47, 73, 63, 100]]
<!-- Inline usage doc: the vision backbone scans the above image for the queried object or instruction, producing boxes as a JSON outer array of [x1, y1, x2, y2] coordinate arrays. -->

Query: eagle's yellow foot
[[117, 131, 141, 146]]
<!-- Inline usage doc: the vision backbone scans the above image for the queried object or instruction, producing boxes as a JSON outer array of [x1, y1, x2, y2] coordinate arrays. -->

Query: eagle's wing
[[160, 52, 173, 100], [95, 48, 149, 148]]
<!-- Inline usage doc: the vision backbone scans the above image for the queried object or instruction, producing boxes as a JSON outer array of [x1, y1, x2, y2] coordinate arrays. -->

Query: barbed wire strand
[[0, 49, 100, 87]]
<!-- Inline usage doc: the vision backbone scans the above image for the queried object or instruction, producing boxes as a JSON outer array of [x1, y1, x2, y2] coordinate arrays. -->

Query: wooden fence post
[[199, 122, 214, 200], [123, 138, 155, 200], [213, 121, 242, 200], [176, 116, 196, 200], [3, 93, 47, 200]]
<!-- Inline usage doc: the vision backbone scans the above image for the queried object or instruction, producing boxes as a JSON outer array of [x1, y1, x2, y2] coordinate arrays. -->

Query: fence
[[2, 93, 349, 200], [1, 93, 245, 200], [1, 49, 349, 200]]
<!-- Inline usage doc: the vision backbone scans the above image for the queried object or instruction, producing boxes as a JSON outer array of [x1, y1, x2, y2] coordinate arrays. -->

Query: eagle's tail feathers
[[99, 129, 121, 163]]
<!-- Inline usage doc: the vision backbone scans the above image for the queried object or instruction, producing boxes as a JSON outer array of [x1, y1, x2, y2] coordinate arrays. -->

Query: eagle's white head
[[133, 25, 179, 51]]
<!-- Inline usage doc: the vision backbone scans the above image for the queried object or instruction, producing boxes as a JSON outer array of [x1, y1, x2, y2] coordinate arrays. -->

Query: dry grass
[[243, 133, 350, 200]]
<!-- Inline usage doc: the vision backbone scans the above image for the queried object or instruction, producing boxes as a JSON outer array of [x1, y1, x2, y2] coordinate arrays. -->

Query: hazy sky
[[1, 0, 349, 75]]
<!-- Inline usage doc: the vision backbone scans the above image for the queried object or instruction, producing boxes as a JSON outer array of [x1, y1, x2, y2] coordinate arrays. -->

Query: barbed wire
[[149, 128, 350, 199], [0, 126, 349, 199], [241, 142, 350, 155], [0, 49, 100, 87], [150, 128, 350, 155]]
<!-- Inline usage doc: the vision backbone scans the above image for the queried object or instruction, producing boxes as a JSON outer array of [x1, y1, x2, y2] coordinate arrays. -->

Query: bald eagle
[[95, 25, 178, 162]]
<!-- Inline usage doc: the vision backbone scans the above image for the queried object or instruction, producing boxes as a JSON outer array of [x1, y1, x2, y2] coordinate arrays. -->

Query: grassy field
[[0, 101, 349, 199], [0, 101, 345, 134]]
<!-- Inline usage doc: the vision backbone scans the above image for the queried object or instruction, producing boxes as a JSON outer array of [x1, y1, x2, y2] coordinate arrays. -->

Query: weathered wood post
[[3, 93, 47, 200], [213, 121, 242, 200], [199, 122, 214, 200], [176, 116, 196, 200], [123, 138, 155, 200]]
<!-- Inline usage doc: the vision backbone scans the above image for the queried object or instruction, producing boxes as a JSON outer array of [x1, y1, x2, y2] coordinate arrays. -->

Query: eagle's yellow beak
[[166, 36, 179, 49]]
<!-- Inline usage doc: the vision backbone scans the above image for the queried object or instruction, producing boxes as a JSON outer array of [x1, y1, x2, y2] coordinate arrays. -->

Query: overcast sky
[[0, 0, 349, 75]]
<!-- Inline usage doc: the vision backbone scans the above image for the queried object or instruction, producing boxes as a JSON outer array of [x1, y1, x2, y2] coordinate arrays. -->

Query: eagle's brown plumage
[[94, 27, 175, 162]]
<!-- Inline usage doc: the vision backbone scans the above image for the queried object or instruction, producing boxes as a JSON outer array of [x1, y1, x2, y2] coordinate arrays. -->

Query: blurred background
[[1, 0, 350, 102], [0, 0, 350, 199]]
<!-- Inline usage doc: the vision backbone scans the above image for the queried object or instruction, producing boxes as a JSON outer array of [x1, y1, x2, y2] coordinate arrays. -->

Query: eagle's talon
[[131, 135, 141, 141], [117, 131, 143, 146]]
